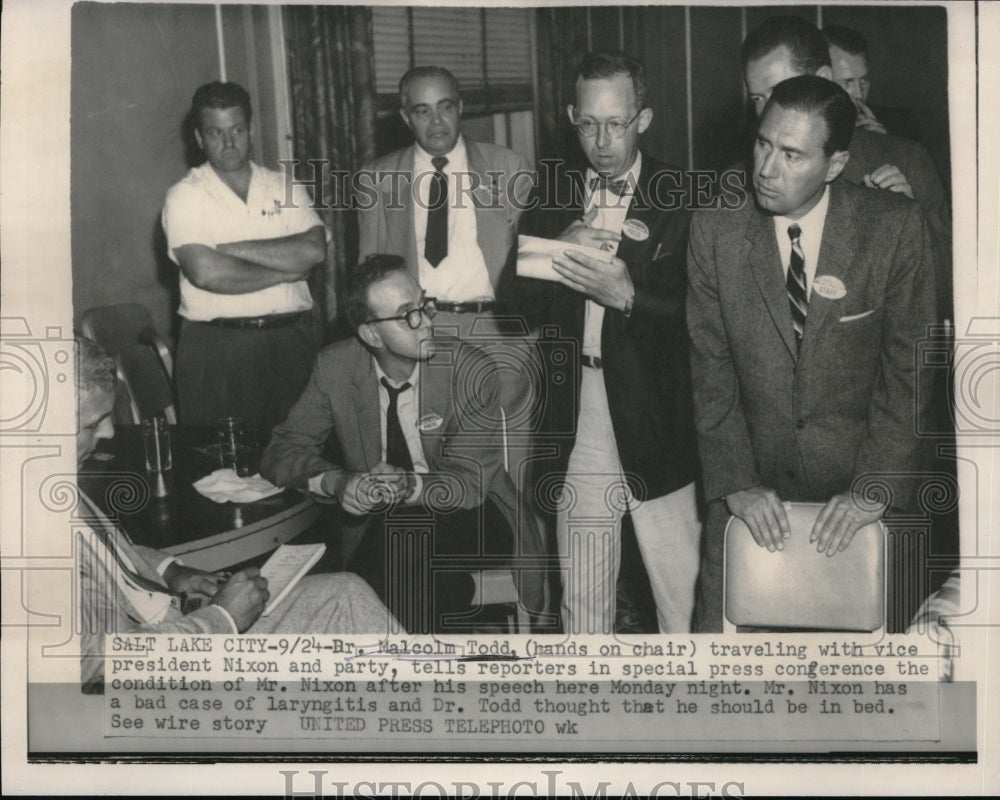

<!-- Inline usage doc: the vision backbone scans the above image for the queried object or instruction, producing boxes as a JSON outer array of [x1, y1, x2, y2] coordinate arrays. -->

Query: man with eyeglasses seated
[[355, 66, 539, 510], [521, 51, 701, 636], [261, 255, 546, 634]]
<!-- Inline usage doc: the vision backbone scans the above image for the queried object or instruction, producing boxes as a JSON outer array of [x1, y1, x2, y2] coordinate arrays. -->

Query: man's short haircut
[[190, 81, 253, 126], [767, 74, 856, 156], [575, 51, 648, 110], [399, 66, 460, 108], [345, 254, 410, 331], [76, 336, 116, 395], [823, 25, 870, 59], [742, 15, 832, 75]]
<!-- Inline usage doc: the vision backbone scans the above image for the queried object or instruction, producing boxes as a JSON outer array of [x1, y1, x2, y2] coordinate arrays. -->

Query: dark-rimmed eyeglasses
[[367, 298, 437, 330], [572, 110, 643, 139]]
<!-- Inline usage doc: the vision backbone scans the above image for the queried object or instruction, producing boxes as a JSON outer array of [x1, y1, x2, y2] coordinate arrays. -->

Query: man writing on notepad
[[522, 52, 701, 636], [75, 337, 393, 692]]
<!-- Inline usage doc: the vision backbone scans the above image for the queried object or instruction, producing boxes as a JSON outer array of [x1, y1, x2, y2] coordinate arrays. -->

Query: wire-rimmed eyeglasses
[[367, 298, 437, 330], [572, 110, 643, 139]]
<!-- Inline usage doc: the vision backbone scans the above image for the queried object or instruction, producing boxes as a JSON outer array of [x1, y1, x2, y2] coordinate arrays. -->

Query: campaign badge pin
[[812, 275, 847, 300], [621, 219, 650, 242], [417, 413, 444, 432]]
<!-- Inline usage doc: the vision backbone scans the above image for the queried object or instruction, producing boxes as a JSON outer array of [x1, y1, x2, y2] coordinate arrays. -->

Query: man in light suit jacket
[[74, 337, 393, 692], [261, 255, 546, 632], [355, 66, 539, 494], [523, 52, 701, 635], [687, 76, 936, 632]]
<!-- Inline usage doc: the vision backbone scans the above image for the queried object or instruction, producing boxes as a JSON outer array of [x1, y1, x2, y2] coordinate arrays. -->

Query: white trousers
[[557, 368, 701, 634]]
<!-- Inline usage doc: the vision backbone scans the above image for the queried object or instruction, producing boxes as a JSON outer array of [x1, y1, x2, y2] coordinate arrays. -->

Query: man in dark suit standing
[[823, 24, 924, 143], [687, 76, 936, 631], [526, 52, 700, 634], [261, 255, 545, 633]]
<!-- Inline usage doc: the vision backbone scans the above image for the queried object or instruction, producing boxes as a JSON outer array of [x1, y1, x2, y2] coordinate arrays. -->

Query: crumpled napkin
[[193, 468, 284, 504]]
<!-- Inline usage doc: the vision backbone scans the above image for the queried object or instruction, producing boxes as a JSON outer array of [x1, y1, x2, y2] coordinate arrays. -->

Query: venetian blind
[[372, 6, 533, 109]]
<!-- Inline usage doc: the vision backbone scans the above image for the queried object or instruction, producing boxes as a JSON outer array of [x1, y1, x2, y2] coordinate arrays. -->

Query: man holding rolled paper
[[75, 337, 393, 693], [523, 52, 701, 635]]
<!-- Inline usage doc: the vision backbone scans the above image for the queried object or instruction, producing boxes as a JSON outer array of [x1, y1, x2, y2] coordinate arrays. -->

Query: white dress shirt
[[412, 137, 495, 302], [772, 185, 831, 298], [309, 362, 428, 503], [581, 152, 642, 358]]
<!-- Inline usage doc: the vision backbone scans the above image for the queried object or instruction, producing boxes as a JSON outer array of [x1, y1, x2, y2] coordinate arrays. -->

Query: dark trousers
[[348, 498, 513, 634], [176, 315, 318, 432]]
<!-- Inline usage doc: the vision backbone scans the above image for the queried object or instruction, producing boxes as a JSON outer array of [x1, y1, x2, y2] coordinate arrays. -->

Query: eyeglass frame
[[366, 297, 438, 330], [571, 109, 644, 140]]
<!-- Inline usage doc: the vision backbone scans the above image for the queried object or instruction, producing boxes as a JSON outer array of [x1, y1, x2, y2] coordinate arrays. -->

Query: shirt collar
[[414, 135, 467, 171], [200, 158, 257, 183], [374, 359, 420, 390], [773, 184, 831, 239], [586, 151, 643, 193]]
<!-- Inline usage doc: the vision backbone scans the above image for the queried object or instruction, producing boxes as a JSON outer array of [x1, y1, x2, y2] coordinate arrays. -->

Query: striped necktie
[[786, 223, 808, 350]]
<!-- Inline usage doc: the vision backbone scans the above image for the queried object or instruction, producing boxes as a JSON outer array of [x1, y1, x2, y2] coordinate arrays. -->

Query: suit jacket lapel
[[350, 348, 382, 470], [799, 183, 857, 360], [746, 209, 798, 360], [383, 147, 419, 280], [561, 168, 590, 335], [415, 356, 451, 469], [466, 139, 504, 290], [616, 157, 655, 274]]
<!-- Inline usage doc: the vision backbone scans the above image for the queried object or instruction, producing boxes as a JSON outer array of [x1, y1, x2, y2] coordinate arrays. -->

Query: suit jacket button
[[795, 418, 806, 429], [786, 469, 795, 479]]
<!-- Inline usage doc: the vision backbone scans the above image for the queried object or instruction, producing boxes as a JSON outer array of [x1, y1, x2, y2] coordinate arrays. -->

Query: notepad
[[516, 234, 614, 282], [259, 543, 326, 616]]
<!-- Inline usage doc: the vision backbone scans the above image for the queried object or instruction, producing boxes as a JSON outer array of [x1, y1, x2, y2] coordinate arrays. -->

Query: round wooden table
[[79, 424, 320, 571]]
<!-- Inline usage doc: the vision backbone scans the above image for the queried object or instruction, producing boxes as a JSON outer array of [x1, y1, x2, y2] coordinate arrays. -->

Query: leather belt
[[432, 300, 497, 314], [208, 311, 307, 330], [581, 355, 603, 370]]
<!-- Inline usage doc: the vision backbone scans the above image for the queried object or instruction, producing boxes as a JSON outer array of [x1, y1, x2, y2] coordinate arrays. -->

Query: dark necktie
[[589, 174, 629, 197], [381, 377, 414, 472], [786, 223, 808, 350], [424, 156, 449, 267]]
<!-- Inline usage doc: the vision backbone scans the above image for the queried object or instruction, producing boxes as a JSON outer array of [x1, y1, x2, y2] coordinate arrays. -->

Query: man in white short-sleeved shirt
[[162, 81, 327, 430]]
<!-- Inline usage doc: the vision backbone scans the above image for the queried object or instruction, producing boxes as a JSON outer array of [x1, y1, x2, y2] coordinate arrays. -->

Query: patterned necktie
[[381, 377, 414, 472], [424, 156, 449, 267], [589, 174, 629, 197], [786, 223, 808, 350]]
